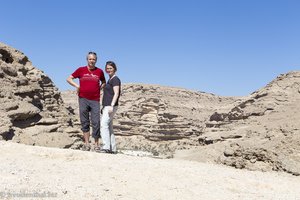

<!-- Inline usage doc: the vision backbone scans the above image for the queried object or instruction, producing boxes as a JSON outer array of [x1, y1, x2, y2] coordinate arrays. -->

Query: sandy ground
[[0, 141, 300, 200]]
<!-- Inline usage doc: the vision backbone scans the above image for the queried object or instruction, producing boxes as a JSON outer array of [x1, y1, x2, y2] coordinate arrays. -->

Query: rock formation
[[62, 84, 243, 157], [0, 42, 81, 148], [1, 42, 299, 176], [62, 69, 300, 176], [175, 71, 300, 175]]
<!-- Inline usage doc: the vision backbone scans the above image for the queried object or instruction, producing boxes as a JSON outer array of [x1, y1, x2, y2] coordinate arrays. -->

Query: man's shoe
[[94, 146, 101, 153], [81, 144, 91, 151]]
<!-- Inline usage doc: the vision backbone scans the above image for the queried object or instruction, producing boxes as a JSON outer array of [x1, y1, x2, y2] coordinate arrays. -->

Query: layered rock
[[0, 42, 80, 148], [63, 72, 300, 175], [2, 42, 300, 176], [62, 84, 242, 156], [176, 71, 300, 175], [113, 84, 242, 156]]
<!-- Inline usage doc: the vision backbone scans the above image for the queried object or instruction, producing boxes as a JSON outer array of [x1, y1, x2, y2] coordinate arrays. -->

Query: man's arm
[[100, 73, 106, 90], [66, 75, 80, 93], [100, 82, 106, 90]]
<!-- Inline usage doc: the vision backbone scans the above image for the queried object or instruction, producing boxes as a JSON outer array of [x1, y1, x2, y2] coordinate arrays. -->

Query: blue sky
[[1, 0, 300, 96]]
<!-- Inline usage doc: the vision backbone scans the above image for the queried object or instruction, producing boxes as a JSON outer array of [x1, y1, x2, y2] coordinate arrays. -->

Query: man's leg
[[90, 100, 100, 147], [83, 132, 90, 145], [94, 137, 99, 146], [79, 98, 91, 148]]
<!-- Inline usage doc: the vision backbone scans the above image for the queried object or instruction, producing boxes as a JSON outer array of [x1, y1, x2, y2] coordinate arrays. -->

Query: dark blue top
[[102, 76, 121, 106]]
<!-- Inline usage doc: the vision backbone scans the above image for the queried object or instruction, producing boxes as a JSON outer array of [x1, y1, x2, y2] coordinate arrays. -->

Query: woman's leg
[[100, 106, 111, 150], [109, 107, 118, 152]]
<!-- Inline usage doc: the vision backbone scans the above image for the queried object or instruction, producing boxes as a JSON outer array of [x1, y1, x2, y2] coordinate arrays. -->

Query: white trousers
[[100, 106, 118, 152]]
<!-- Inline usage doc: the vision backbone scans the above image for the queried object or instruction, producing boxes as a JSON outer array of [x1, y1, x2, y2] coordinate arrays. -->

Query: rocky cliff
[[62, 71, 300, 175], [0, 42, 81, 148], [175, 71, 300, 175], [62, 84, 242, 157], [1, 42, 299, 176]]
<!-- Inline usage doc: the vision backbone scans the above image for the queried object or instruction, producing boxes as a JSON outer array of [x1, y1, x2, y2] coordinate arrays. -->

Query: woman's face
[[106, 64, 115, 76]]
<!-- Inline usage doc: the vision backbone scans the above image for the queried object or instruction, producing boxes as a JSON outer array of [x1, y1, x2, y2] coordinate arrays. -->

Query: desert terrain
[[1, 42, 300, 199], [1, 141, 300, 200]]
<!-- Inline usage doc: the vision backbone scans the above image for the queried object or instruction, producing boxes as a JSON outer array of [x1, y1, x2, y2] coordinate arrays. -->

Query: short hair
[[87, 51, 97, 59], [106, 61, 117, 72]]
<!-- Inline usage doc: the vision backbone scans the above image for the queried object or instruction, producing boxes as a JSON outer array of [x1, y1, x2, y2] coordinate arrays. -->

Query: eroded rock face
[[2, 42, 299, 176], [191, 71, 300, 175], [63, 72, 300, 176], [0, 42, 80, 148], [62, 84, 242, 156], [114, 84, 241, 155]]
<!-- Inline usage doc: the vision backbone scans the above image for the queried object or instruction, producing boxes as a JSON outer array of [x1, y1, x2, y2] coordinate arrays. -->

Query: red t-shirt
[[71, 66, 106, 101]]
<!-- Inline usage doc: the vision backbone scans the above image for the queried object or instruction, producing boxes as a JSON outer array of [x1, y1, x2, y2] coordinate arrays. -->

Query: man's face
[[87, 54, 97, 67]]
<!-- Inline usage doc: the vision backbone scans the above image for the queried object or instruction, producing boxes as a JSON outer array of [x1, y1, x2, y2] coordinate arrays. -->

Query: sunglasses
[[88, 52, 97, 56]]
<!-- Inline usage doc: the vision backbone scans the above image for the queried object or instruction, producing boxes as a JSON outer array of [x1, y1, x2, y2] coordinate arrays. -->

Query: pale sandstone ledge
[[0, 141, 299, 200]]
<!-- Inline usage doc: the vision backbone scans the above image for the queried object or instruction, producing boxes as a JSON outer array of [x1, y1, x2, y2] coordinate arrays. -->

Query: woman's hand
[[108, 106, 114, 114]]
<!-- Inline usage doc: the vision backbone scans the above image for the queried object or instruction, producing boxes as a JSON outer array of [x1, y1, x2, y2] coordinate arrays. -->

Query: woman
[[99, 61, 121, 153]]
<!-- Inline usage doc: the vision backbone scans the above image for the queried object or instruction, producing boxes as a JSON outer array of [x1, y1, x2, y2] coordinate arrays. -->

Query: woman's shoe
[[99, 149, 111, 154]]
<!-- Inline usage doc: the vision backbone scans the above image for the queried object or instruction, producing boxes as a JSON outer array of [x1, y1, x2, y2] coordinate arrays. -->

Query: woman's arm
[[111, 85, 120, 107]]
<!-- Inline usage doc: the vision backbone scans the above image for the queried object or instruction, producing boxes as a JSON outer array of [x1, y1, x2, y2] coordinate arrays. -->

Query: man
[[67, 52, 106, 151]]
